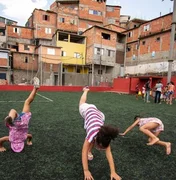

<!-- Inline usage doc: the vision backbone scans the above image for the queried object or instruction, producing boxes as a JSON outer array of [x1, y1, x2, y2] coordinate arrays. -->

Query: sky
[[0, 0, 174, 26]]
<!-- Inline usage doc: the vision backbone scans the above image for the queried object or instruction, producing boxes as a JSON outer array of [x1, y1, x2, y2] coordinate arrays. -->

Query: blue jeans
[[145, 91, 150, 102], [155, 91, 161, 103]]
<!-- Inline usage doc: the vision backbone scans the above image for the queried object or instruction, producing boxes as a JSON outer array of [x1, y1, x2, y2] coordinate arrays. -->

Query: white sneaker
[[33, 77, 40, 88], [83, 86, 89, 91]]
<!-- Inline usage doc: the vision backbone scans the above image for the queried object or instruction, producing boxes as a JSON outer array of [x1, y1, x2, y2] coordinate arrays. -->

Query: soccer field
[[0, 91, 175, 180]]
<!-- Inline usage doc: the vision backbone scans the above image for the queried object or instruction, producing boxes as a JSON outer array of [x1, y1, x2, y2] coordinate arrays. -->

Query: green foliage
[[0, 91, 175, 180]]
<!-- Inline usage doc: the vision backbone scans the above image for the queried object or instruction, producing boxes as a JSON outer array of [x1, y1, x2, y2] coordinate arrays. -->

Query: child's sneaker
[[83, 86, 89, 91], [33, 77, 40, 88]]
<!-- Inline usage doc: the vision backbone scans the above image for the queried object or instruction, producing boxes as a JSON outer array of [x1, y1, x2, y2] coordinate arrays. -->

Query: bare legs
[[1, 85, 39, 152], [22, 87, 39, 113], [140, 123, 171, 155], [4, 87, 39, 124], [139, 122, 159, 145]]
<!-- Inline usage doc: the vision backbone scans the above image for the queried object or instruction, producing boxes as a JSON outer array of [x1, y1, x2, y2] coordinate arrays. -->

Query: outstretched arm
[[106, 145, 121, 180], [0, 136, 9, 152], [82, 139, 94, 180], [119, 120, 139, 136]]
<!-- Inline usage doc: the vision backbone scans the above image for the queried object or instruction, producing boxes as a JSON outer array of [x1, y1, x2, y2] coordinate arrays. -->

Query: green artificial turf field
[[0, 91, 175, 180]]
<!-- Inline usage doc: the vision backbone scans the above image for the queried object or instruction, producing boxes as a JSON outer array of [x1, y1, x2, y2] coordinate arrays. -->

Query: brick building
[[83, 25, 125, 85], [26, 9, 57, 40], [49, 0, 121, 34], [2, 0, 175, 86], [24, 0, 125, 85], [0, 48, 11, 84], [124, 13, 175, 76]]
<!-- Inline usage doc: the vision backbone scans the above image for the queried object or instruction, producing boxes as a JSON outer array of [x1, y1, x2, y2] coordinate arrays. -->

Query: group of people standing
[[135, 79, 175, 105]]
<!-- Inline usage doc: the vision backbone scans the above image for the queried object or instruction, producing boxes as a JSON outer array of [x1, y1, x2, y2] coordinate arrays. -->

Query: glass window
[[59, 18, 65, 23], [45, 28, 51, 34], [24, 45, 30, 51], [13, 27, 20, 33], [47, 48, 55, 55], [74, 52, 81, 58], [61, 51, 66, 57]]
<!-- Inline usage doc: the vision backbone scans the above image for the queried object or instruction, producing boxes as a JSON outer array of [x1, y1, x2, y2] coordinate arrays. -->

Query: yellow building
[[53, 31, 88, 74]]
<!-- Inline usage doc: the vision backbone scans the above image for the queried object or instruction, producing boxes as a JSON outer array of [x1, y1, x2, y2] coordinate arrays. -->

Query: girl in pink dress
[[0, 77, 40, 153], [120, 116, 171, 155]]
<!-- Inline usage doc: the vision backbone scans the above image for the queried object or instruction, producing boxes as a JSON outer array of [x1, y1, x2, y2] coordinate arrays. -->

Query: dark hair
[[134, 115, 141, 121], [96, 125, 119, 148], [4, 116, 14, 126]]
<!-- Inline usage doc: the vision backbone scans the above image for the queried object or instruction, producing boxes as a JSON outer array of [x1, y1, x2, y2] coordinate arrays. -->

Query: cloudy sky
[[0, 0, 173, 25]]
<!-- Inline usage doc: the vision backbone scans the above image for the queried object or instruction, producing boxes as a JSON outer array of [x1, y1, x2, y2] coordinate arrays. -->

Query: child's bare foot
[[88, 152, 93, 161], [0, 147, 6, 152], [166, 142, 171, 155], [27, 141, 32, 146], [147, 137, 159, 145]]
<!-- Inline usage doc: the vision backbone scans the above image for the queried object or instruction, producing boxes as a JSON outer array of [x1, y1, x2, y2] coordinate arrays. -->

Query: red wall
[[112, 78, 131, 93], [1, 76, 176, 96], [0, 85, 111, 92], [112, 76, 176, 96]]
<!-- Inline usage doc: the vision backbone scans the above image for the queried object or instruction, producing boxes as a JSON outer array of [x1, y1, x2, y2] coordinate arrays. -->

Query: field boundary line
[[36, 93, 53, 102], [0, 100, 51, 103]]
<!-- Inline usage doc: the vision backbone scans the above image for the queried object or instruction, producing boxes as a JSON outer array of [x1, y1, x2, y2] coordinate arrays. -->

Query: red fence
[[1, 76, 176, 95], [0, 85, 112, 92], [112, 76, 176, 96]]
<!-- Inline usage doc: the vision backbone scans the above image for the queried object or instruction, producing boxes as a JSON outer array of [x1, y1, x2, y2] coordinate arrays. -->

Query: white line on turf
[[36, 93, 53, 102], [0, 101, 51, 103]]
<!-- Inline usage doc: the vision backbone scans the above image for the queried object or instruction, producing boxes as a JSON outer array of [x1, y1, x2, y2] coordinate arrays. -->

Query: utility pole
[[167, 0, 176, 83]]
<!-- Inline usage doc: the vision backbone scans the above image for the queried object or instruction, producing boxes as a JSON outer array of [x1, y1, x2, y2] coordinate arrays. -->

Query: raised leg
[[22, 86, 39, 113], [79, 87, 89, 106]]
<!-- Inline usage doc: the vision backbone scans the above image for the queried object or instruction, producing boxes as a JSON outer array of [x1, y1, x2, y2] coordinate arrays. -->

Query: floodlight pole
[[167, 0, 176, 83]]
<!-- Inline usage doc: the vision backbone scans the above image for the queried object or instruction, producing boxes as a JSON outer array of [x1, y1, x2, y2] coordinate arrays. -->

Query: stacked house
[[0, 0, 175, 85]]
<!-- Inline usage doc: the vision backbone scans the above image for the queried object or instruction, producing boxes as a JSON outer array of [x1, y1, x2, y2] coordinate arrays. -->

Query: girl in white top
[[120, 116, 171, 155], [79, 87, 121, 180]]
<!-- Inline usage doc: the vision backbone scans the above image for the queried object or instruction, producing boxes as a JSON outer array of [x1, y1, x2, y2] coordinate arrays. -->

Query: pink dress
[[7, 112, 32, 152], [138, 117, 164, 133]]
